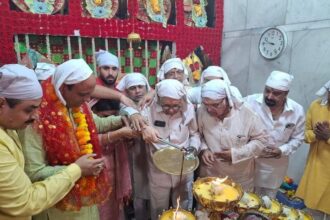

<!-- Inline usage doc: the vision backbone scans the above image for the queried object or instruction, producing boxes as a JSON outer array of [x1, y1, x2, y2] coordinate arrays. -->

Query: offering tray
[[258, 199, 282, 219], [278, 206, 299, 220]]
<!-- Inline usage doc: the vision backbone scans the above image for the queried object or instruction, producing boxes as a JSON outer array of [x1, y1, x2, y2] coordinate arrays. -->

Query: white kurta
[[197, 104, 268, 191], [245, 94, 305, 189], [142, 101, 201, 220]]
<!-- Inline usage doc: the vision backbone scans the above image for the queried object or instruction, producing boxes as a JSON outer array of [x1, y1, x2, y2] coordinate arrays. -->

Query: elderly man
[[0, 64, 102, 220], [198, 79, 268, 191], [245, 71, 305, 198], [116, 73, 151, 220], [18, 59, 127, 220], [296, 80, 330, 217], [188, 65, 242, 105], [157, 57, 189, 83], [142, 79, 200, 220]]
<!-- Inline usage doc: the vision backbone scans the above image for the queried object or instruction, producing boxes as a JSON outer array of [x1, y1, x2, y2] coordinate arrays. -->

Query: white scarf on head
[[316, 80, 330, 105], [156, 79, 187, 100], [95, 49, 119, 68], [116, 72, 150, 92], [35, 62, 56, 80], [0, 64, 42, 100], [52, 59, 93, 105], [265, 70, 293, 91], [201, 79, 234, 107], [201, 66, 231, 85], [157, 58, 188, 81]]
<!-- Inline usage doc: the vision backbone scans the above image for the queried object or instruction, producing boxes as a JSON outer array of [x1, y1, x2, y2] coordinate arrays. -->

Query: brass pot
[[193, 177, 243, 212], [159, 208, 196, 220], [237, 192, 262, 213]]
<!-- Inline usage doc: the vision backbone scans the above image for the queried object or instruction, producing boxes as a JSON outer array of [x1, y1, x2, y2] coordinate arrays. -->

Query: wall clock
[[259, 27, 287, 60]]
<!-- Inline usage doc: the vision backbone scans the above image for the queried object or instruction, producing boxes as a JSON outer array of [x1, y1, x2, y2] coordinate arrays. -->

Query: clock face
[[259, 28, 286, 60]]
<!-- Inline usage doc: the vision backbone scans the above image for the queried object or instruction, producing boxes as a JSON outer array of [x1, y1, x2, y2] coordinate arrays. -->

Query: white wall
[[221, 0, 330, 182]]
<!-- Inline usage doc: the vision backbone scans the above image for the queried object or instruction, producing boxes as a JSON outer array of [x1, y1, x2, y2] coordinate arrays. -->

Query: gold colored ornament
[[93, 0, 103, 6], [127, 32, 141, 43]]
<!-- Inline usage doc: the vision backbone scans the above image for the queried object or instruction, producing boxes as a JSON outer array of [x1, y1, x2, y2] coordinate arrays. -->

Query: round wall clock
[[259, 27, 287, 60]]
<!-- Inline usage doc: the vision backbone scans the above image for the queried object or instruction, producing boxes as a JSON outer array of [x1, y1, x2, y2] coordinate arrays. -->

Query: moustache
[[264, 98, 276, 107]]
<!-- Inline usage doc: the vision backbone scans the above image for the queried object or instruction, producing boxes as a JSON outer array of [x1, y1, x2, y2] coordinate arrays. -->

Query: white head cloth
[[201, 79, 234, 107], [156, 79, 187, 101], [95, 49, 119, 68], [157, 58, 188, 81], [116, 72, 150, 92], [0, 64, 42, 100], [201, 66, 231, 85], [265, 70, 293, 91], [35, 62, 56, 80], [316, 80, 330, 105], [52, 59, 93, 105]]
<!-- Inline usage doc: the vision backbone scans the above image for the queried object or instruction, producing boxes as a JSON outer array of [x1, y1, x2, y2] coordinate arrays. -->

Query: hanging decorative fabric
[[184, 0, 207, 27], [84, 0, 118, 19], [11, 0, 65, 14], [137, 0, 171, 28]]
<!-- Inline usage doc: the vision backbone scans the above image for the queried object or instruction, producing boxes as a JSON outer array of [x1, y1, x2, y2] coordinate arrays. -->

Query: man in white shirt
[[198, 79, 268, 191], [142, 79, 200, 220], [245, 70, 305, 198]]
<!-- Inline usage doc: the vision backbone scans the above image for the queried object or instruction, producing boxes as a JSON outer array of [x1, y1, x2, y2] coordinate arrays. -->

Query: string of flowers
[[35, 78, 111, 211]]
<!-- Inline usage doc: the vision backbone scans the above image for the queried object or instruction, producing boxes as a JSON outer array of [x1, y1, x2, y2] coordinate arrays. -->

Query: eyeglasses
[[161, 104, 182, 111], [102, 66, 118, 71]]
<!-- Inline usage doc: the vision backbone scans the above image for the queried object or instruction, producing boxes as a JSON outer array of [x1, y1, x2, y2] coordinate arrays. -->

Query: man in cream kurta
[[0, 64, 102, 220], [245, 71, 305, 198], [141, 79, 200, 220], [116, 73, 151, 220], [198, 80, 268, 191], [18, 59, 124, 220]]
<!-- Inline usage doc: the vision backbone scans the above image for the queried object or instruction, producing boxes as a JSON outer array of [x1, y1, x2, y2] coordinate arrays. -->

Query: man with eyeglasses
[[198, 79, 268, 191], [140, 79, 200, 220], [245, 71, 305, 198], [296, 80, 330, 218]]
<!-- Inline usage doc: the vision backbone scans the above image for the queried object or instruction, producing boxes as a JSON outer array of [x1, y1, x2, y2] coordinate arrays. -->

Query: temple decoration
[[184, 0, 207, 27], [84, 0, 118, 18], [11, 0, 65, 14], [137, 0, 172, 27]]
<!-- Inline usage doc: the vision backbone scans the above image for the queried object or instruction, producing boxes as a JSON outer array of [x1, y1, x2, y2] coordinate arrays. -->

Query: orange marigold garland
[[36, 78, 111, 211]]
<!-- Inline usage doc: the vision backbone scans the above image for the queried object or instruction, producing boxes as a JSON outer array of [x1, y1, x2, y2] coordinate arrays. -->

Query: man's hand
[[120, 94, 137, 109], [215, 149, 232, 162], [314, 121, 330, 141], [74, 154, 105, 177], [141, 125, 160, 143], [201, 149, 215, 167], [118, 126, 140, 139], [129, 113, 148, 131], [138, 90, 155, 109], [260, 147, 282, 158]]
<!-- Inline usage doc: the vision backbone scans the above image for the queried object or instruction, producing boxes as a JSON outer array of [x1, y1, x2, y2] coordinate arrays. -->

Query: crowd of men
[[0, 50, 329, 220]]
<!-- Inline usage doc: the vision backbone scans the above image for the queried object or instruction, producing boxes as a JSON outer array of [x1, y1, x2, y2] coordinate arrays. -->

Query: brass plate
[[152, 147, 199, 175], [159, 208, 196, 220]]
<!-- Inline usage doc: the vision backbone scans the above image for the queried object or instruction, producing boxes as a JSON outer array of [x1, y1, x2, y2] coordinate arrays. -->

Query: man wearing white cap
[[140, 79, 200, 220], [116, 73, 151, 220], [0, 64, 102, 220], [188, 65, 242, 105], [95, 49, 120, 88], [245, 70, 305, 198], [18, 59, 128, 220], [198, 79, 268, 191], [157, 58, 189, 83], [296, 80, 330, 217]]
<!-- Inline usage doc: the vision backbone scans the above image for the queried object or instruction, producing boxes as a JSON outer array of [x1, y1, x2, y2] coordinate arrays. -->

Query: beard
[[264, 98, 277, 107], [100, 74, 117, 86]]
